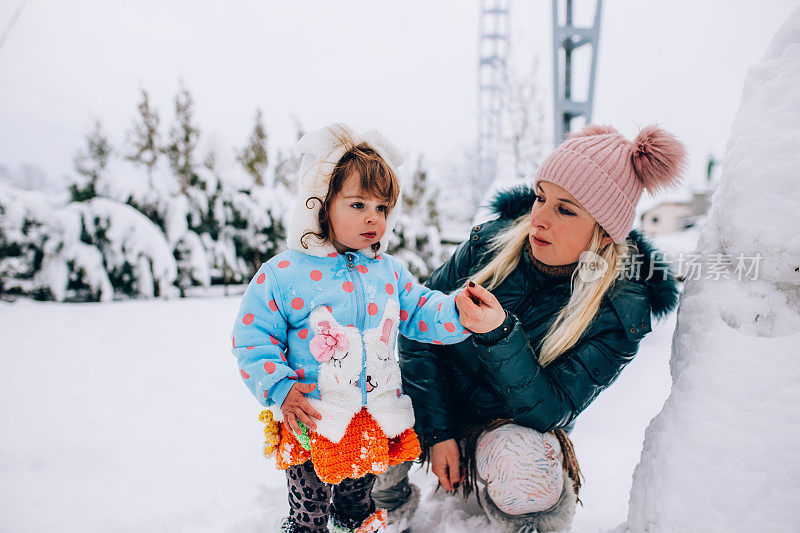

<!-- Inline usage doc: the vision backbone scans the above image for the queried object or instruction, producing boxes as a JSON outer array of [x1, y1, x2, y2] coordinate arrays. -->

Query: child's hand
[[280, 382, 323, 435], [455, 281, 506, 334]]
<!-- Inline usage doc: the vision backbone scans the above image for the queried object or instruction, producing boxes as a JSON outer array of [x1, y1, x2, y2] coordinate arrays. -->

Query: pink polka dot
[[405, 282, 413, 292], [463, 328, 470, 335], [376, 255, 383, 260], [310, 270, 323, 281], [278, 260, 290, 268], [298, 328, 308, 340], [342, 282, 354, 293], [328, 252, 338, 258], [357, 265, 368, 274], [246, 346, 255, 350], [418, 321, 428, 332], [269, 335, 279, 345], [288, 374, 297, 380], [268, 300, 278, 312], [242, 313, 254, 325], [399, 310, 409, 321], [264, 361, 276, 374], [394, 271, 399, 280], [291, 297, 304, 310], [433, 340, 443, 345], [232, 337, 235, 349], [367, 303, 378, 316], [256, 273, 266, 284], [279, 351, 287, 362], [263, 390, 269, 398], [296, 368, 306, 379], [418, 296, 427, 307], [325, 305, 333, 312], [444, 322, 456, 333], [438, 303, 443, 312], [385, 283, 394, 295], [240, 369, 250, 379]]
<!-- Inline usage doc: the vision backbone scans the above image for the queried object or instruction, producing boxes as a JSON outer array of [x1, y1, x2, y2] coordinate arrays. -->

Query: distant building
[[640, 192, 712, 235], [639, 155, 719, 236]]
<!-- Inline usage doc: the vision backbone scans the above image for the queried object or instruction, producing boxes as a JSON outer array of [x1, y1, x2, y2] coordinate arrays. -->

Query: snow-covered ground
[[0, 294, 676, 532]]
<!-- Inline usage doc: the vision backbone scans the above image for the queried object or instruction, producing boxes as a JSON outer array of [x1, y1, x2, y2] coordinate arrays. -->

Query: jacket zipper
[[346, 253, 368, 406]]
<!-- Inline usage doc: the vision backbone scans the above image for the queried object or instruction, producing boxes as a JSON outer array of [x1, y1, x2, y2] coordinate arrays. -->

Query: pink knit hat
[[535, 124, 687, 243]]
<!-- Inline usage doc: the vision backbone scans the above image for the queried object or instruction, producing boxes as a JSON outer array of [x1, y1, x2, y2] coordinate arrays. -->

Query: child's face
[[328, 172, 390, 253]]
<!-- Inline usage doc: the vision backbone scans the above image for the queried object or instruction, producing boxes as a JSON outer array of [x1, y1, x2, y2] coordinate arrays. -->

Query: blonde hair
[[471, 215, 632, 367]]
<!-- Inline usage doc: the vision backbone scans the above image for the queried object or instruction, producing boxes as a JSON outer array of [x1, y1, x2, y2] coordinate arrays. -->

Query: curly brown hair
[[301, 136, 400, 252]]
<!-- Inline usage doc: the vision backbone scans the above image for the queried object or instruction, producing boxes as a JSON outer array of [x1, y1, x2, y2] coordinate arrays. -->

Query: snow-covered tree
[[75, 198, 177, 298], [273, 119, 305, 190], [125, 88, 161, 186], [0, 183, 174, 302], [389, 157, 444, 280], [70, 120, 112, 202], [237, 109, 268, 186], [163, 83, 199, 195], [1, 80, 309, 301]]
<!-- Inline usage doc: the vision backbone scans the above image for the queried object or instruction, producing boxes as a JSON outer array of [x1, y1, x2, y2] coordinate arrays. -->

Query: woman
[[373, 124, 685, 532]]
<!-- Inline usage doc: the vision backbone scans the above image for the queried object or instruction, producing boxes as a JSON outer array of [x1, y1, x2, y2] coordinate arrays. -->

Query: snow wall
[[626, 7, 800, 532]]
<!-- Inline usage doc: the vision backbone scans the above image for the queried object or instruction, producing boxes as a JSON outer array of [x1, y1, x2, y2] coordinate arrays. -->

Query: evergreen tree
[[163, 83, 199, 194], [125, 88, 160, 186], [70, 120, 112, 202], [389, 156, 443, 280], [273, 120, 305, 193], [237, 109, 268, 186]]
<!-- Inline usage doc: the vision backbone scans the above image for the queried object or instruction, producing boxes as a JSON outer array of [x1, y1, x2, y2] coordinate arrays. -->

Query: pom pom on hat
[[631, 124, 687, 194]]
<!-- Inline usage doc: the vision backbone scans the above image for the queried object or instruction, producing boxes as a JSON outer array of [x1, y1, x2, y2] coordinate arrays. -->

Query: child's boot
[[278, 517, 326, 533], [329, 508, 387, 533]]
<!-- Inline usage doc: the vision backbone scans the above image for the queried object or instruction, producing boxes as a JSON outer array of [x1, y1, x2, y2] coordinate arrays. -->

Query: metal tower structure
[[476, 0, 510, 188], [552, 0, 602, 143]]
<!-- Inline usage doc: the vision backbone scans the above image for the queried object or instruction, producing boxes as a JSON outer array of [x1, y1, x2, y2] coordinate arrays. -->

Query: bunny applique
[[274, 301, 420, 483]]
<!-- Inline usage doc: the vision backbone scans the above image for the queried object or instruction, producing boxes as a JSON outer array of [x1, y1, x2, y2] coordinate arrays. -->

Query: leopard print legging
[[286, 460, 377, 532]]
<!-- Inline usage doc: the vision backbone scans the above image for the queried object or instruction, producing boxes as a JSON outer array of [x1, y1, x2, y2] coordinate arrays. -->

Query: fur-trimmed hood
[[287, 123, 405, 258], [488, 184, 680, 320]]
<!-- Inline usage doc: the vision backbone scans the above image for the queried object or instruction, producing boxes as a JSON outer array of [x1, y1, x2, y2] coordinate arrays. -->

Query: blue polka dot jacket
[[230, 249, 469, 442]]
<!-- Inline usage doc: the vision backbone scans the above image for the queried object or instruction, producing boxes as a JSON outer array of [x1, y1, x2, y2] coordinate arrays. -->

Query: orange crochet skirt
[[275, 407, 421, 484]]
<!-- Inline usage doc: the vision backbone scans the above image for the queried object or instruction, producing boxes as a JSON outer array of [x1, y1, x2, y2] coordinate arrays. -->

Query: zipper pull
[[346, 253, 355, 271]]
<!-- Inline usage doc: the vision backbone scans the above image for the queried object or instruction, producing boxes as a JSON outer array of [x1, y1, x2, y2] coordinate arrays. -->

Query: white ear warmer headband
[[286, 123, 405, 258]]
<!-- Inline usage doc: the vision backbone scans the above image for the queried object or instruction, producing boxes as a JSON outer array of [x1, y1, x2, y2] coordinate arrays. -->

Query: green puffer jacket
[[399, 186, 679, 446]]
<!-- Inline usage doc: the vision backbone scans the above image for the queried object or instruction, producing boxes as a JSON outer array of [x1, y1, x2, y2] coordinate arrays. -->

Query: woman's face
[[528, 181, 610, 266]]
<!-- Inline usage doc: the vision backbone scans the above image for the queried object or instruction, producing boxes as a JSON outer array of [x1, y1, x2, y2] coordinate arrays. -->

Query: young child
[[230, 124, 470, 533]]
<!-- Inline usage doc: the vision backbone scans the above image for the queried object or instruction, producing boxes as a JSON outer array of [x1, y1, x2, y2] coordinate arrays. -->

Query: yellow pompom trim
[[259, 409, 281, 458]]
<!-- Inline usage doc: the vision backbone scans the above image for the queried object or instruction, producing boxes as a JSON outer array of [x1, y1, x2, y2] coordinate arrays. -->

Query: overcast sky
[[0, 0, 797, 193]]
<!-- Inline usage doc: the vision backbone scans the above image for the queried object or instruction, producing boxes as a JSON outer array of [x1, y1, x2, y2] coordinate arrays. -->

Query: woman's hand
[[455, 281, 506, 334], [431, 439, 462, 491], [280, 382, 323, 435]]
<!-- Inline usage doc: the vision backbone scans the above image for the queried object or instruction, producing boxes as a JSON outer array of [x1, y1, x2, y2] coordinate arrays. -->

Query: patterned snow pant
[[286, 460, 377, 533], [475, 423, 564, 514], [374, 424, 576, 531]]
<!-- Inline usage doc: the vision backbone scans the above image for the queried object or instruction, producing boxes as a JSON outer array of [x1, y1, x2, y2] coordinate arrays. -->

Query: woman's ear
[[600, 231, 613, 249]]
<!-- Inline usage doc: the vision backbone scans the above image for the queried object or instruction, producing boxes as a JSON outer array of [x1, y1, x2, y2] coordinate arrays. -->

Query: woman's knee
[[475, 424, 564, 515]]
